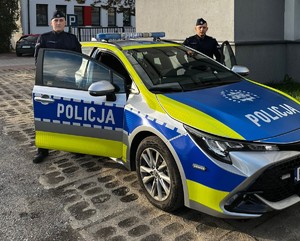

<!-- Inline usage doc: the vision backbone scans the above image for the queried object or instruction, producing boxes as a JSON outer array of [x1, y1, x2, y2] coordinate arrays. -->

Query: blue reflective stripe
[[33, 94, 124, 130], [124, 108, 183, 139], [124, 107, 245, 192], [171, 135, 246, 192]]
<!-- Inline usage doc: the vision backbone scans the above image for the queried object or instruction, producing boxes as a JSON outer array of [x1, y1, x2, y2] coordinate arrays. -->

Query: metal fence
[[70, 26, 136, 41]]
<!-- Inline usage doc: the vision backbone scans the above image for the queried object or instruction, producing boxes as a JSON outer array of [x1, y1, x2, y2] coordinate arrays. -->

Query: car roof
[[81, 32, 181, 50], [21, 34, 40, 37], [19, 34, 40, 40], [81, 39, 180, 51]]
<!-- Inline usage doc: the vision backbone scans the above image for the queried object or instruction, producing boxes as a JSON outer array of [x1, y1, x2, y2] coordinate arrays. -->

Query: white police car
[[32, 32, 300, 218]]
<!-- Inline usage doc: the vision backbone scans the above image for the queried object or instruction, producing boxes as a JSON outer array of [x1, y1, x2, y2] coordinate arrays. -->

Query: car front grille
[[247, 154, 300, 202]]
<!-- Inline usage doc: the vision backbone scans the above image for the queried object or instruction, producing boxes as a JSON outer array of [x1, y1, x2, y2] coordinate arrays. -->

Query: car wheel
[[136, 136, 183, 212], [16, 52, 22, 57]]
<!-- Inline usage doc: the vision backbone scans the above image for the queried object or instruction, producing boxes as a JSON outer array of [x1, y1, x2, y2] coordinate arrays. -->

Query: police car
[[32, 32, 300, 218]]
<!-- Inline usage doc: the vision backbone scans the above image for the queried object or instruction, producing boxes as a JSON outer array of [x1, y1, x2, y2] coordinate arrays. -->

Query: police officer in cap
[[34, 10, 82, 64], [183, 18, 221, 62], [33, 10, 82, 163]]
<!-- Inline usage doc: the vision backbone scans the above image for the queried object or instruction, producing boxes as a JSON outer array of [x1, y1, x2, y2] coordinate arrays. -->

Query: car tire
[[16, 52, 22, 57], [136, 136, 183, 212]]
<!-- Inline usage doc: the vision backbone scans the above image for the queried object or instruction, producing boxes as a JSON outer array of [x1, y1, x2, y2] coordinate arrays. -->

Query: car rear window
[[20, 35, 39, 42]]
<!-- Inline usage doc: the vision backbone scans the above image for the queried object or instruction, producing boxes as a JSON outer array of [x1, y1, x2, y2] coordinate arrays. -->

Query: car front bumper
[[185, 146, 300, 218]]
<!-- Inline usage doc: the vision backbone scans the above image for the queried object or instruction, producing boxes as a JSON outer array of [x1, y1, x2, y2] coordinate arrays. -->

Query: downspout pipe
[[27, 0, 30, 34]]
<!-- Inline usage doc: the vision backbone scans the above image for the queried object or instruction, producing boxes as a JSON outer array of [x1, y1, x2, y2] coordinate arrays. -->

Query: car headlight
[[184, 125, 279, 164]]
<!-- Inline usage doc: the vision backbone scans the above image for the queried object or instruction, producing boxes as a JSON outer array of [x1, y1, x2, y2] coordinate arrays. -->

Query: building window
[[123, 8, 131, 26], [56, 5, 67, 16], [36, 4, 48, 26], [74, 6, 84, 26], [92, 7, 100, 26], [108, 8, 116, 26]]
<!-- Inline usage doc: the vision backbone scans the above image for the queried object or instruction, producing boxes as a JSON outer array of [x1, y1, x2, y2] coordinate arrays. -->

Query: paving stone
[[2, 55, 299, 241]]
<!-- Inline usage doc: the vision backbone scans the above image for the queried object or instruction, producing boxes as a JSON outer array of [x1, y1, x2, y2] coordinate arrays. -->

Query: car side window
[[43, 50, 84, 89], [95, 51, 132, 92], [42, 49, 126, 93]]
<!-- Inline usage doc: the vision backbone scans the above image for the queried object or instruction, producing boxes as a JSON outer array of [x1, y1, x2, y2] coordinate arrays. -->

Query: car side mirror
[[88, 80, 116, 101], [231, 65, 250, 76]]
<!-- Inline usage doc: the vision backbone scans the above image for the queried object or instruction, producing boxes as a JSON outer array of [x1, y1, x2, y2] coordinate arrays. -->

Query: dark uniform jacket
[[183, 35, 221, 62], [34, 31, 82, 63]]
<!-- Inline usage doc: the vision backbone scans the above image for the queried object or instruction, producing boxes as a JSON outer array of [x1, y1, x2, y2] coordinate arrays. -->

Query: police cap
[[196, 18, 207, 26], [51, 10, 65, 20]]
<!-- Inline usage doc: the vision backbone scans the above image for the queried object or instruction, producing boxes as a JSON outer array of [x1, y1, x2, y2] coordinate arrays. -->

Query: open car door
[[32, 48, 127, 158], [220, 41, 249, 76], [220, 41, 237, 69]]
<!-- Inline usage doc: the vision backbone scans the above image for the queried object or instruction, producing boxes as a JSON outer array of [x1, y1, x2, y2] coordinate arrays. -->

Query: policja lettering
[[245, 103, 300, 127], [57, 103, 115, 125]]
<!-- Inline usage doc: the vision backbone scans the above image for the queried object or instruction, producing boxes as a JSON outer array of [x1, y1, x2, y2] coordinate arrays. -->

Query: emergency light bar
[[96, 32, 165, 41]]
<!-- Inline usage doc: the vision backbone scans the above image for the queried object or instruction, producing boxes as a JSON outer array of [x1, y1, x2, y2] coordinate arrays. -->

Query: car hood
[[156, 80, 300, 142]]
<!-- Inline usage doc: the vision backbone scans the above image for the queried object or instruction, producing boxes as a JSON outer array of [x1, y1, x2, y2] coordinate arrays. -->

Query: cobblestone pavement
[[1, 53, 300, 241]]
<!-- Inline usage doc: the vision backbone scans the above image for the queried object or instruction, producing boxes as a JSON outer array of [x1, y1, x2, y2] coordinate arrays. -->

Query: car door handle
[[34, 96, 55, 104]]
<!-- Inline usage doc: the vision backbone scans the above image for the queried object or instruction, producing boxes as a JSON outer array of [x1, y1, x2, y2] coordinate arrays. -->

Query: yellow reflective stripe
[[187, 179, 228, 212], [122, 143, 128, 163], [158, 95, 244, 139], [35, 131, 122, 157]]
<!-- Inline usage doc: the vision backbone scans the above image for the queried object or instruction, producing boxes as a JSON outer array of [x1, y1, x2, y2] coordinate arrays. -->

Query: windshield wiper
[[199, 79, 240, 88], [149, 83, 183, 93]]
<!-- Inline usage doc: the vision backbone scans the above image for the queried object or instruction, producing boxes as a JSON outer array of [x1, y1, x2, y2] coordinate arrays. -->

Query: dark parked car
[[15, 34, 39, 57]]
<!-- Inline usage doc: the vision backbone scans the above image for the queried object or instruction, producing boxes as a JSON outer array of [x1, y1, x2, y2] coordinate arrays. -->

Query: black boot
[[33, 148, 49, 164]]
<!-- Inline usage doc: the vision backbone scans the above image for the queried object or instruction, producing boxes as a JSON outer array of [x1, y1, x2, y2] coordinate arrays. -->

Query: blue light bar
[[97, 33, 122, 41], [96, 32, 165, 41]]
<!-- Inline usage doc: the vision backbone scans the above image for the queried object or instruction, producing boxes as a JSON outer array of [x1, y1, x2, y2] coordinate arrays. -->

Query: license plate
[[22, 46, 31, 48], [294, 167, 300, 182]]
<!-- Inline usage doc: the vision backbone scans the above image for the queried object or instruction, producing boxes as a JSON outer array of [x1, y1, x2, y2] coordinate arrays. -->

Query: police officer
[[34, 10, 82, 63], [183, 18, 221, 62], [33, 10, 82, 164]]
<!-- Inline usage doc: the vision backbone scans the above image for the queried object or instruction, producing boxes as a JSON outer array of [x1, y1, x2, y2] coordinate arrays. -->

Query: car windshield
[[126, 46, 241, 93]]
